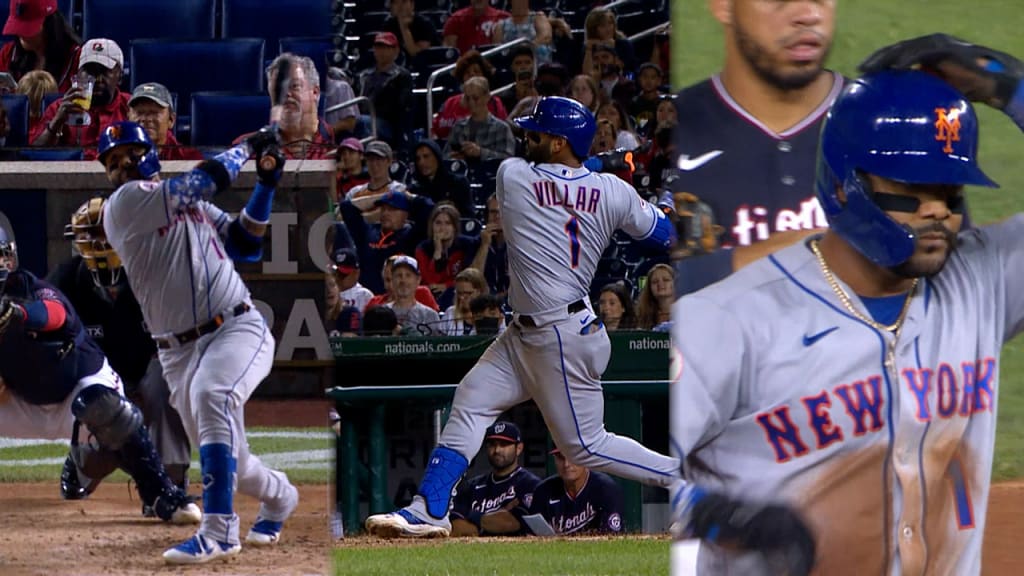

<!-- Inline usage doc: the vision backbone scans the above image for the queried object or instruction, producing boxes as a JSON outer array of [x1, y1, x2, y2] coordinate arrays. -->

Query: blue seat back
[[222, 0, 332, 61], [190, 91, 270, 147], [1, 93, 28, 146]]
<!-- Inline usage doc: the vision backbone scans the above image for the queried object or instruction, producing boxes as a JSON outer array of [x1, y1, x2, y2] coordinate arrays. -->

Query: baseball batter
[[670, 36, 1024, 575], [95, 121, 298, 564]]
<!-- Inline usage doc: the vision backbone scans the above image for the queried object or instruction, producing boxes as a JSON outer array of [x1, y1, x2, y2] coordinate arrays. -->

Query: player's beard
[[888, 222, 958, 279], [525, 140, 553, 163], [733, 21, 829, 91], [487, 449, 517, 471]]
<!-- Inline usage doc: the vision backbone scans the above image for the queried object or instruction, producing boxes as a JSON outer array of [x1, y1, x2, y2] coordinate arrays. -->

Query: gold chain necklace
[[809, 239, 918, 333]]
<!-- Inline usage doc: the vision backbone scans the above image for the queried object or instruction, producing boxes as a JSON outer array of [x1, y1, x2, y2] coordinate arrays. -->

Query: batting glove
[[256, 145, 286, 187]]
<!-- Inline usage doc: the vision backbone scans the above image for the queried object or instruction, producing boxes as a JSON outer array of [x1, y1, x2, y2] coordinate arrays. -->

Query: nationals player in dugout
[[450, 421, 541, 536], [671, 35, 1024, 575]]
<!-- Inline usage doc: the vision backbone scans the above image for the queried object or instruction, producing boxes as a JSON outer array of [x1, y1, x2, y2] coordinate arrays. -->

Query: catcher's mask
[[0, 226, 18, 292], [65, 196, 124, 288]]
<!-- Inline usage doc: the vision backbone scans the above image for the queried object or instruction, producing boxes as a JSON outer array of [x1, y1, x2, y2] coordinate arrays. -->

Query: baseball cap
[[129, 82, 173, 110], [331, 248, 359, 274], [3, 0, 57, 37], [374, 190, 410, 211], [390, 254, 419, 274], [373, 32, 399, 47], [485, 421, 522, 444], [364, 140, 393, 159], [339, 137, 364, 153], [80, 38, 124, 70], [638, 62, 663, 76]]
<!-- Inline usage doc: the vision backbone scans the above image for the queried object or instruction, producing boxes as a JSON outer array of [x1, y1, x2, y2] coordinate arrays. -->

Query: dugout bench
[[327, 331, 672, 535]]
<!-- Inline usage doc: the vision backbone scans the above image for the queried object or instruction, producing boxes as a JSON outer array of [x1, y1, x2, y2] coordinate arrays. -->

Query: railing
[[324, 95, 377, 142], [425, 36, 531, 137], [628, 21, 671, 42]]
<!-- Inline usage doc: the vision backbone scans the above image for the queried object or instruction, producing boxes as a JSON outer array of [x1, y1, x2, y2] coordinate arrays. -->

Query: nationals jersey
[[522, 471, 624, 535], [451, 466, 542, 532], [103, 177, 250, 336], [497, 157, 663, 315], [670, 217, 1024, 575]]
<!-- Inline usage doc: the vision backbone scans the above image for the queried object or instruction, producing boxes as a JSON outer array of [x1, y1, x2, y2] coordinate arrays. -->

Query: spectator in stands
[[0, 0, 80, 92], [645, 121, 677, 191], [596, 101, 639, 151], [343, 139, 407, 206], [382, 0, 438, 60], [492, 0, 553, 65], [569, 73, 605, 115], [330, 242, 374, 315], [331, 306, 362, 338], [234, 53, 334, 159], [582, 9, 637, 78], [386, 255, 441, 335], [468, 293, 506, 336], [365, 253, 440, 313], [324, 67, 359, 139], [356, 32, 413, 152], [442, 0, 510, 55], [535, 62, 569, 98], [629, 63, 666, 138], [415, 203, 479, 310], [432, 49, 508, 140], [440, 267, 488, 336], [337, 188, 434, 295], [15, 69, 55, 136], [547, 15, 581, 76], [498, 44, 537, 114], [30, 38, 127, 156], [636, 263, 674, 330], [469, 193, 508, 296], [597, 282, 637, 332], [591, 45, 636, 109], [444, 77, 515, 164], [590, 119, 616, 155], [409, 139, 474, 218], [126, 82, 203, 161], [362, 304, 401, 336], [333, 137, 369, 204]]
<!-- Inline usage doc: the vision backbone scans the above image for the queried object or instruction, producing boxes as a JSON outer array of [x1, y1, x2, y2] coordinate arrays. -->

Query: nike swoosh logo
[[677, 150, 723, 171], [580, 316, 590, 325], [802, 327, 839, 347], [549, 499, 561, 505]]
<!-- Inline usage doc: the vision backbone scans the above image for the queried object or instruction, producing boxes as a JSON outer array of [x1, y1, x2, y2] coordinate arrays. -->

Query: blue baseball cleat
[[162, 534, 241, 565], [245, 482, 299, 546]]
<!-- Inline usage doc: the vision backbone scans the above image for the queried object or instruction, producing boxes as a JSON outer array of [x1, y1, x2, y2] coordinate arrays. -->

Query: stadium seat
[[388, 160, 411, 185], [18, 148, 83, 160], [412, 46, 460, 83], [419, 10, 449, 31], [359, 11, 391, 33], [447, 158, 468, 178], [82, 0, 217, 78], [42, 92, 62, 112], [1, 94, 28, 147], [460, 218, 482, 237], [279, 36, 334, 88], [221, 0, 333, 61], [130, 38, 266, 133], [190, 91, 270, 147]]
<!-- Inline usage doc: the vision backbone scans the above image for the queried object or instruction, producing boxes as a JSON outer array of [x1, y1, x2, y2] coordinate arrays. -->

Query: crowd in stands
[[0, 0, 673, 340]]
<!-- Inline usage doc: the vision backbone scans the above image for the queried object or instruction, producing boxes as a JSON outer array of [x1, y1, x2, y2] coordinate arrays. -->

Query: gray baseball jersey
[[500, 158, 663, 316], [670, 218, 1024, 575]]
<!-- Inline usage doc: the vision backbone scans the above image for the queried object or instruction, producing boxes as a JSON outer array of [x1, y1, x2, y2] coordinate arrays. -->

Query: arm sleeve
[[675, 250, 735, 297], [978, 214, 1024, 341], [338, 200, 369, 248], [669, 294, 746, 470], [614, 181, 673, 249], [17, 299, 66, 332]]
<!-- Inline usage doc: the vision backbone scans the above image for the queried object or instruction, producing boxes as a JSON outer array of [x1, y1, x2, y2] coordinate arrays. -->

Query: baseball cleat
[[365, 509, 451, 539], [245, 482, 299, 546], [162, 534, 241, 565], [169, 501, 203, 525]]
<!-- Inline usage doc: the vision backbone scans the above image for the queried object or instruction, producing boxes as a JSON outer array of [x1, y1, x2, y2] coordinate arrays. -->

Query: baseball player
[[521, 447, 624, 535], [449, 421, 541, 536], [95, 121, 299, 564], [670, 35, 1024, 575], [365, 97, 816, 571], [51, 196, 192, 512], [0, 227, 199, 525]]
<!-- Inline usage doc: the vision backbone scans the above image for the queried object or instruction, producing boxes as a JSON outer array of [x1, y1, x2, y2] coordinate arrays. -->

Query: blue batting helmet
[[513, 96, 597, 160], [816, 69, 998, 267], [97, 121, 161, 179]]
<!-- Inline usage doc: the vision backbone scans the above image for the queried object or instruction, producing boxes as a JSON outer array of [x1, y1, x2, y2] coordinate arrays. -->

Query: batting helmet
[[65, 196, 123, 288], [513, 96, 597, 160], [816, 69, 998, 267], [0, 227, 16, 292], [97, 121, 161, 179]]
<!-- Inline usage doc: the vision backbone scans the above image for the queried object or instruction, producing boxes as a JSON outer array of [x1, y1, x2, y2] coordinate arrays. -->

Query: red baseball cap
[[373, 32, 399, 47], [4, 0, 57, 37]]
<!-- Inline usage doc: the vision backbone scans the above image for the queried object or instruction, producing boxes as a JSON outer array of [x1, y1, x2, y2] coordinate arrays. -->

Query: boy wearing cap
[[30, 37, 128, 154], [355, 32, 412, 151], [450, 421, 541, 537], [128, 82, 203, 161], [384, 255, 440, 335], [0, 0, 80, 92]]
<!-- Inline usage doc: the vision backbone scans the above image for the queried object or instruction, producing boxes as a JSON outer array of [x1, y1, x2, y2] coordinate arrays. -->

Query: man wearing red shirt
[[442, 0, 509, 55], [127, 82, 203, 161], [30, 37, 128, 157]]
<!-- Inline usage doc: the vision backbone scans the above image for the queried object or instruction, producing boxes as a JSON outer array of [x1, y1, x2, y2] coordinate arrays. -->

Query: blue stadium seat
[[460, 217, 482, 237], [130, 38, 266, 133], [1, 94, 28, 146], [359, 11, 391, 33], [18, 148, 83, 160], [419, 10, 449, 31], [42, 91, 62, 112], [190, 91, 270, 148], [221, 0, 332, 61], [82, 0, 217, 78]]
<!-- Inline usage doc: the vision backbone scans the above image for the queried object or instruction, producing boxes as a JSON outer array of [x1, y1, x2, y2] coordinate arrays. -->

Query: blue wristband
[[1005, 80, 1024, 132], [244, 182, 274, 223]]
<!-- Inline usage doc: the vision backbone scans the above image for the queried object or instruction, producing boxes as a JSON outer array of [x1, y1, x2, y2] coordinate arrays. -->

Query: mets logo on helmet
[[934, 107, 961, 154]]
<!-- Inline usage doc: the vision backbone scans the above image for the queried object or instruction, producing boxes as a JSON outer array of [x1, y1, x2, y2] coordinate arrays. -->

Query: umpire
[[49, 196, 191, 510]]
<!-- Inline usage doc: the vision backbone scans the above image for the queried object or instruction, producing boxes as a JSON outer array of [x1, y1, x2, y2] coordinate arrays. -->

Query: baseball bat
[[259, 58, 293, 172]]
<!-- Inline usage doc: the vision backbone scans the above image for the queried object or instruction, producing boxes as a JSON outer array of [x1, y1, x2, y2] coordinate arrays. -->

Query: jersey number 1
[[564, 216, 581, 268]]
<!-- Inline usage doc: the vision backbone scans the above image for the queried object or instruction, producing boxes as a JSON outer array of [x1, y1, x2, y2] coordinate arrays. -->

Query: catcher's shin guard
[[417, 446, 468, 520]]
